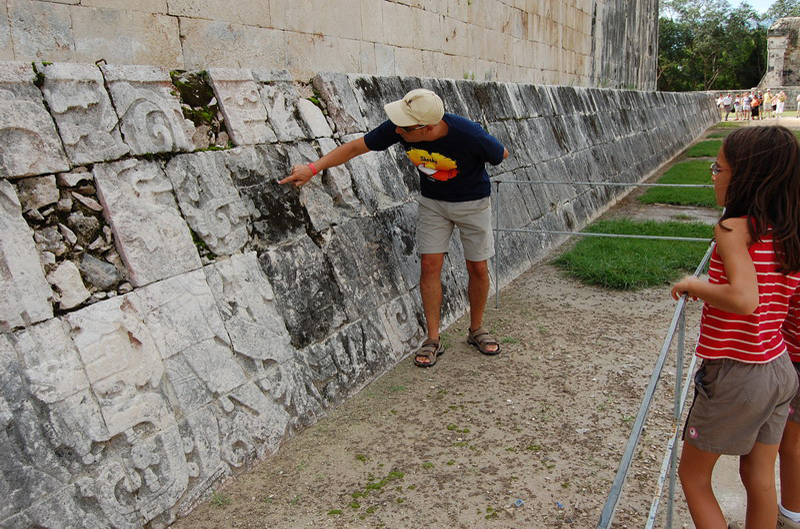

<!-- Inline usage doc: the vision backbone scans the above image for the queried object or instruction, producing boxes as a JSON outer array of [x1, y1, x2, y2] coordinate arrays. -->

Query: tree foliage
[[659, 0, 769, 91], [766, 0, 800, 18]]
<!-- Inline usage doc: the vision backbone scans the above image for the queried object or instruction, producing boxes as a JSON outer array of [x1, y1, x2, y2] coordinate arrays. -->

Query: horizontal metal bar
[[494, 180, 713, 188], [495, 227, 711, 243]]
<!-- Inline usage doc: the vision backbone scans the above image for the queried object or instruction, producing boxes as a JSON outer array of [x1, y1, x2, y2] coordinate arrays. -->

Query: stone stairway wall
[[0, 61, 717, 527]]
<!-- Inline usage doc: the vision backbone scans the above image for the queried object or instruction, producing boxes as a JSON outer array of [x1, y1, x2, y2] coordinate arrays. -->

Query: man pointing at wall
[[280, 89, 509, 367]]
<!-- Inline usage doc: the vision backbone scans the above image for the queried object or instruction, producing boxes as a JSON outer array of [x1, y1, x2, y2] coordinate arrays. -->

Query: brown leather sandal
[[413, 338, 444, 367], [467, 327, 501, 355]]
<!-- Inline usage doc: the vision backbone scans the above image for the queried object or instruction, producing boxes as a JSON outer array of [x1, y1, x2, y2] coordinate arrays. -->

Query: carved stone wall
[[0, 60, 716, 527], [0, 0, 658, 90], [763, 17, 800, 88]]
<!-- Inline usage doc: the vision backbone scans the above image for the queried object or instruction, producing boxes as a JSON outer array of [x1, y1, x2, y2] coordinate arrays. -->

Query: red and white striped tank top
[[696, 233, 800, 364]]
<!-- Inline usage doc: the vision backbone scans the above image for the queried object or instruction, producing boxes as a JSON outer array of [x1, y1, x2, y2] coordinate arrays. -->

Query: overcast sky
[[742, 0, 772, 13]]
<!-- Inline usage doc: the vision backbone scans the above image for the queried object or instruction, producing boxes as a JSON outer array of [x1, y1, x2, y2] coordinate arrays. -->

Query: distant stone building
[[763, 17, 800, 88]]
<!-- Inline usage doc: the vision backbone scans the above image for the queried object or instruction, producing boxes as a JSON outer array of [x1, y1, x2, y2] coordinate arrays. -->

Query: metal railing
[[491, 179, 715, 528]]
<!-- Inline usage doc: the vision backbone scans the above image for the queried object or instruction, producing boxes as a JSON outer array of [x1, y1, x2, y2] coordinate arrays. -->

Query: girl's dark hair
[[721, 125, 800, 273]]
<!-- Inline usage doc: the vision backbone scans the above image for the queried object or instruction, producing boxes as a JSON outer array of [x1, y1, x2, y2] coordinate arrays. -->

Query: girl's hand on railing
[[671, 276, 701, 301]]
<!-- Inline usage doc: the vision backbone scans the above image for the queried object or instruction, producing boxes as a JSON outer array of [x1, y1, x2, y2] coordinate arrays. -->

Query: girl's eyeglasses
[[710, 162, 721, 176]]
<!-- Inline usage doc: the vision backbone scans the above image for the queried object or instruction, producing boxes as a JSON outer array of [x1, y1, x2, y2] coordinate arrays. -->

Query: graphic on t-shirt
[[406, 149, 459, 181]]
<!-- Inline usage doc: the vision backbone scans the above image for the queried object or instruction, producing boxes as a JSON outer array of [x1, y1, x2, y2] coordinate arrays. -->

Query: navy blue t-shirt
[[363, 113, 505, 202]]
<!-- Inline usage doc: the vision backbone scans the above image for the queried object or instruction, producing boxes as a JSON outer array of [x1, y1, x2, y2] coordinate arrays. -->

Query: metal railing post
[[494, 181, 500, 309], [667, 304, 686, 529]]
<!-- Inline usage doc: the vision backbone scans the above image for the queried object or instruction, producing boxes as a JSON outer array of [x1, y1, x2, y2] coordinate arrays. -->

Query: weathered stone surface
[[7, 0, 75, 63], [226, 144, 309, 246], [207, 68, 276, 145], [101, 64, 194, 155], [0, 62, 70, 178], [297, 97, 334, 138], [93, 159, 201, 287], [39, 62, 130, 165], [48, 259, 90, 309], [0, 180, 53, 331], [257, 80, 306, 142], [204, 252, 293, 364], [259, 237, 347, 349], [80, 253, 123, 290], [14, 174, 59, 212], [312, 72, 367, 135], [164, 150, 250, 256]]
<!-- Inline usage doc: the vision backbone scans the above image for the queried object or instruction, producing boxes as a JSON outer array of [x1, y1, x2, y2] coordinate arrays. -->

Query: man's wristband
[[307, 163, 318, 176]]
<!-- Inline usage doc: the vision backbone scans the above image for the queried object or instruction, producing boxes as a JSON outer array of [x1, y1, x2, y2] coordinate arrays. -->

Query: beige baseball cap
[[384, 89, 444, 127]]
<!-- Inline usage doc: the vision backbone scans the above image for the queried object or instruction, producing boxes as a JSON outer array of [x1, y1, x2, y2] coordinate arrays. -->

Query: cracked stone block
[[207, 68, 276, 146], [101, 64, 194, 155], [296, 97, 333, 138], [259, 237, 347, 349], [0, 62, 70, 178], [204, 252, 293, 364], [312, 72, 366, 135], [93, 158, 201, 287], [47, 259, 90, 309], [38, 62, 130, 165], [325, 216, 405, 320], [257, 80, 306, 142], [226, 144, 308, 246], [0, 180, 53, 331], [164, 150, 250, 257]]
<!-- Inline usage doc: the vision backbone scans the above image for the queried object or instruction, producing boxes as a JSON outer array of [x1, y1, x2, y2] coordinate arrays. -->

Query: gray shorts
[[416, 196, 494, 262], [790, 362, 800, 425], [685, 354, 798, 454]]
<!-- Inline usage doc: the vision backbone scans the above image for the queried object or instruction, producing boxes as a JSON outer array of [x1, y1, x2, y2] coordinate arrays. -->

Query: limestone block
[[0, 19, 12, 61], [312, 72, 367, 135], [0, 180, 53, 331], [93, 159, 201, 287], [325, 216, 405, 320], [374, 43, 397, 77], [65, 294, 172, 437], [313, 0, 363, 40], [80, 0, 168, 12], [297, 98, 333, 139], [269, 0, 314, 33], [5, 487, 105, 529], [101, 64, 194, 155], [39, 62, 130, 165], [258, 81, 306, 142], [0, 62, 70, 178], [259, 237, 347, 349], [342, 142, 415, 212], [168, 0, 270, 28], [303, 322, 370, 404], [75, 424, 188, 527], [48, 260, 91, 309], [7, 0, 75, 63], [71, 7, 182, 68], [347, 73, 404, 129], [137, 270, 248, 402], [226, 144, 309, 246], [180, 19, 287, 71], [15, 174, 59, 212], [376, 202, 420, 290], [207, 68, 276, 146], [164, 150, 250, 256], [316, 137, 363, 210], [218, 382, 290, 463], [204, 252, 293, 364]]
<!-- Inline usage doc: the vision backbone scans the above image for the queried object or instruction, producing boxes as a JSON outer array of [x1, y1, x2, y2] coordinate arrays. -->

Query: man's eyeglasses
[[710, 162, 720, 176], [400, 124, 426, 132]]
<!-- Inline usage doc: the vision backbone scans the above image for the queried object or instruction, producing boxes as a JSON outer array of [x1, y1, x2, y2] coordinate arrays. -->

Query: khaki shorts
[[684, 354, 798, 454], [416, 196, 494, 262], [789, 362, 800, 425]]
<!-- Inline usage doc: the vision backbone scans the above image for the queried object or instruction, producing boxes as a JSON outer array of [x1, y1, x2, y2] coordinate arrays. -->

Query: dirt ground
[[174, 119, 800, 529], [173, 257, 703, 529]]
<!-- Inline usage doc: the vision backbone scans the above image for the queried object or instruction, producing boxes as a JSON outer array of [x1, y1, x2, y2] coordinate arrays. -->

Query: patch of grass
[[210, 491, 231, 507], [328, 509, 343, 515], [638, 160, 717, 207], [684, 139, 722, 157], [552, 219, 712, 290]]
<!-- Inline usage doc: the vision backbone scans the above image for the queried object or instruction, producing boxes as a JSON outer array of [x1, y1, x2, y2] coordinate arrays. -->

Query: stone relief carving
[[207, 68, 277, 145], [102, 64, 195, 155], [39, 63, 130, 165], [164, 150, 250, 257], [93, 159, 201, 287]]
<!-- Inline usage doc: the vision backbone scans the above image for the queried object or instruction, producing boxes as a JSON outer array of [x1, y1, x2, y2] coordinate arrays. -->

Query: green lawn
[[685, 140, 722, 157], [552, 219, 713, 290], [638, 160, 717, 207]]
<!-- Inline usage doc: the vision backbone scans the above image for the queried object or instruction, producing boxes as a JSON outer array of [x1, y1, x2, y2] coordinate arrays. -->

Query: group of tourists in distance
[[279, 88, 800, 528], [717, 89, 796, 121]]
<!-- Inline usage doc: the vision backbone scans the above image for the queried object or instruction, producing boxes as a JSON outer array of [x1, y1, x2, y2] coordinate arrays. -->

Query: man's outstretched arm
[[279, 137, 371, 187]]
